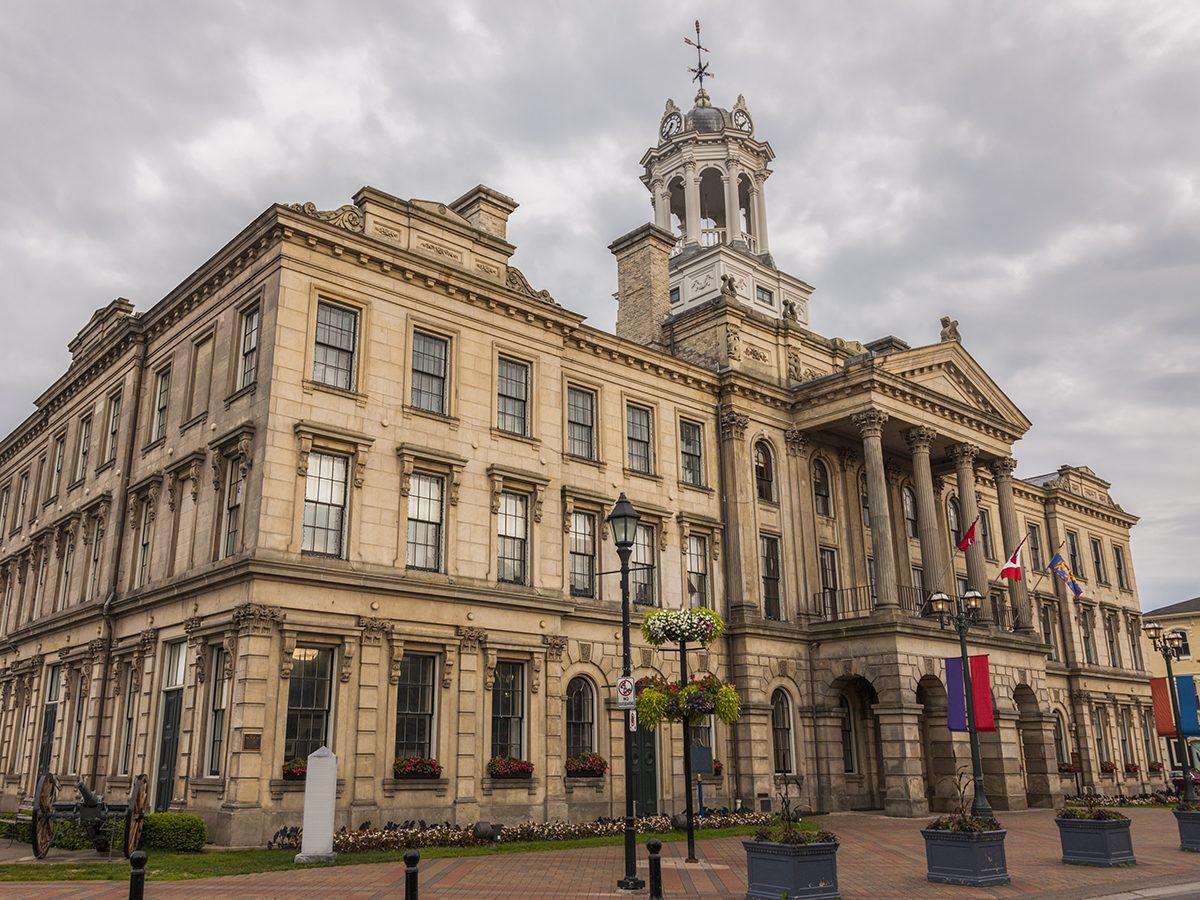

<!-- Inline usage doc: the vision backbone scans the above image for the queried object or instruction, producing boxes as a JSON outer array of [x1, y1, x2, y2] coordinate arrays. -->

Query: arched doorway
[[1015, 684, 1055, 807], [917, 675, 959, 811], [697, 167, 727, 246], [833, 676, 885, 810]]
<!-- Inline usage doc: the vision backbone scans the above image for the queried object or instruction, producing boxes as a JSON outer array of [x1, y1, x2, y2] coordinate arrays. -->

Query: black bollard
[[404, 848, 420, 900], [647, 838, 663, 900], [128, 849, 147, 900]]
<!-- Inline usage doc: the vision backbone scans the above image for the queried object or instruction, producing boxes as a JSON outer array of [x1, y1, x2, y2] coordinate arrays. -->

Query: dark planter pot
[[490, 772, 533, 779], [1056, 817, 1135, 867], [393, 770, 441, 780], [1175, 809, 1200, 852], [743, 839, 839, 900], [565, 770, 605, 779], [922, 828, 1009, 886], [282, 771, 306, 781]]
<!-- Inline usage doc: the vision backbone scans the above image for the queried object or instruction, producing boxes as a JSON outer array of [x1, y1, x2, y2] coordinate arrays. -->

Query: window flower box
[[1124, 763, 1141, 776], [565, 752, 608, 778], [1150, 761, 1165, 774], [393, 757, 443, 780], [1100, 760, 1117, 774], [487, 756, 534, 779], [282, 758, 307, 781], [1058, 762, 1079, 775]]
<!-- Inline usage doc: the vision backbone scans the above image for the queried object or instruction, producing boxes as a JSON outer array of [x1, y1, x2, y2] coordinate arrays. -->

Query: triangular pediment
[[879, 341, 1032, 434]]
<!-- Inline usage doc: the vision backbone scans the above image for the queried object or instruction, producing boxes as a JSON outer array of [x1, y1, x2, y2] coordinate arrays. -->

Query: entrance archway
[[917, 675, 959, 811], [833, 676, 885, 810], [1015, 684, 1056, 807]]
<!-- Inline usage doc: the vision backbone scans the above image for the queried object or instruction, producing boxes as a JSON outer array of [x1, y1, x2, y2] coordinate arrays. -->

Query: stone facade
[[0, 84, 1154, 845]]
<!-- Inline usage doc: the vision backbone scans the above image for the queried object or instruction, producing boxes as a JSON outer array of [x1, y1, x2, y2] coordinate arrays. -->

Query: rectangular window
[[679, 420, 704, 487], [152, 367, 171, 442], [1081, 610, 1098, 665], [755, 286, 774, 306], [135, 501, 152, 588], [496, 357, 529, 435], [406, 473, 444, 572], [761, 535, 781, 620], [631, 523, 656, 606], [312, 301, 358, 391], [74, 417, 92, 483], [208, 646, 229, 776], [0, 487, 8, 536], [1067, 531, 1084, 579], [302, 452, 348, 558], [41, 664, 62, 771], [568, 511, 596, 598], [220, 458, 244, 559], [566, 387, 596, 460], [1129, 619, 1144, 670], [33, 552, 49, 615], [1090, 538, 1107, 584], [497, 491, 528, 585], [103, 392, 122, 464], [119, 664, 136, 775], [819, 548, 839, 594], [284, 646, 334, 762], [1114, 545, 1130, 590], [956, 574, 970, 599], [669, 286, 681, 305], [56, 536, 74, 612], [237, 305, 261, 389], [163, 640, 186, 690], [626, 404, 652, 474], [86, 528, 103, 601], [1027, 523, 1044, 572], [14, 473, 28, 530], [491, 661, 524, 760], [979, 509, 994, 559], [67, 673, 85, 774], [1105, 615, 1120, 667], [410, 330, 449, 414], [50, 435, 65, 497], [911, 566, 924, 597], [394, 654, 436, 760], [687, 534, 709, 608], [868, 556, 878, 602], [1042, 605, 1058, 661]]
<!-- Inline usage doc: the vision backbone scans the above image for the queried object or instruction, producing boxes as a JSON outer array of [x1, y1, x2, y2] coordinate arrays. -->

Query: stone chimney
[[609, 223, 676, 350], [450, 184, 518, 241]]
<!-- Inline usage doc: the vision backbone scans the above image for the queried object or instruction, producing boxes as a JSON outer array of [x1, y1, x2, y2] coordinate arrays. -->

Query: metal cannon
[[30, 772, 148, 859]]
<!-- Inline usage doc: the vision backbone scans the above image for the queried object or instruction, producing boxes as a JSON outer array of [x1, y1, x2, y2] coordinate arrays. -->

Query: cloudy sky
[[1, 2, 1197, 607]]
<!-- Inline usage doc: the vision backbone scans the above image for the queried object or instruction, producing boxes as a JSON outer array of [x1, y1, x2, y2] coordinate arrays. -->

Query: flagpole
[[1027, 540, 1066, 597]]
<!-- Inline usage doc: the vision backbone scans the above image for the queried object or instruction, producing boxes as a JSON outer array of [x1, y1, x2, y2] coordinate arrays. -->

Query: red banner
[[1152, 677, 1176, 737], [971, 655, 995, 732]]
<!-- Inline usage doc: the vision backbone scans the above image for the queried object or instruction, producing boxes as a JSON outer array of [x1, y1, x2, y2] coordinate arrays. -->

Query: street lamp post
[[930, 588, 994, 819], [607, 494, 645, 892], [1142, 621, 1195, 805]]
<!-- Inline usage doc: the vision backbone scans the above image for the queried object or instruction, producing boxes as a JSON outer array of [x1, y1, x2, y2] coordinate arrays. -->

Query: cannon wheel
[[31, 772, 59, 859], [122, 775, 148, 859]]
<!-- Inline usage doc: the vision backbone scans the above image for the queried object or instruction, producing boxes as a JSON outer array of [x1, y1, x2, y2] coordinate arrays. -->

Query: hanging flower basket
[[636, 674, 741, 731], [640, 607, 725, 647]]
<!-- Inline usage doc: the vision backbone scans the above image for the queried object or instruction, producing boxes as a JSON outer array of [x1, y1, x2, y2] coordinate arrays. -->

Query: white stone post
[[295, 746, 337, 864]]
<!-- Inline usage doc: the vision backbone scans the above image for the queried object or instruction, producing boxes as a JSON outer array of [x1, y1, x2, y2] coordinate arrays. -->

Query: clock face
[[732, 109, 753, 132], [660, 113, 683, 140]]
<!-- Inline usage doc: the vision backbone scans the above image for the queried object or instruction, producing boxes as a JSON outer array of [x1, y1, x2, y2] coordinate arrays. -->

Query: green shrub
[[140, 812, 207, 851], [0, 817, 94, 849]]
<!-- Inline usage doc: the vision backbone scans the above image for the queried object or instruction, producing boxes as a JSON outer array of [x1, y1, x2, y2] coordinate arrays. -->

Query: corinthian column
[[651, 178, 670, 231], [991, 457, 1035, 634], [950, 442, 991, 622], [724, 161, 743, 245], [852, 410, 898, 607], [683, 161, 701, 246], [905, 426, 950, 596]]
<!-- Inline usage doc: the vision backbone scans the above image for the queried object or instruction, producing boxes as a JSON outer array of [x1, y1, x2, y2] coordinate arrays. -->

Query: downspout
[[89, 333, 147, 788]]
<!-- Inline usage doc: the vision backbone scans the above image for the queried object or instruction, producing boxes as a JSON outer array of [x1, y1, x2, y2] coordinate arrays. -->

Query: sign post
[[617, 676, 635, 709]]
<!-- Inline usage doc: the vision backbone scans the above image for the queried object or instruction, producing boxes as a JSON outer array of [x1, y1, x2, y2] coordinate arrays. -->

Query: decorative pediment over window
[[209, 423, 255, 493], [126, 472, 164, 528], [676, 511, 724, 559], [486, 464, 549, 522], [397, 443, 467, 505], [560, 485, 613, 539], [165, 451, 206, 510], [294, 420, 374, 487]]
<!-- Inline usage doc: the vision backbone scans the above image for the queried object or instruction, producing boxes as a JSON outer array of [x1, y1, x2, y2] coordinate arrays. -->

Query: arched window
[[947, 497, 963, 547], [859, 474, 870, 527], [1053, 711, 1068, 767], [902, 487, 918, 539], [840, 695, 857, 773], [813, 460, 832, 518], [771, 689, 793, 774], [565, 677, 595, 759], [754, 442, 775, 502]]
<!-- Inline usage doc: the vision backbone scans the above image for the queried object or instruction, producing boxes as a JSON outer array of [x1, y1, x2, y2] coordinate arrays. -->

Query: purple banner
[[946, 657, 967, 732]]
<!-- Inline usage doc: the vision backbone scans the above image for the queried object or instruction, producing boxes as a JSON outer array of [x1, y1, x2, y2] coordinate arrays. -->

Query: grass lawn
[[0, 822, 787, 882]]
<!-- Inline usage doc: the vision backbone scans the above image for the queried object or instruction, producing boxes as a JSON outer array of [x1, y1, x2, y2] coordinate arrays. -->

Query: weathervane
[[684, 19, 713, 92]]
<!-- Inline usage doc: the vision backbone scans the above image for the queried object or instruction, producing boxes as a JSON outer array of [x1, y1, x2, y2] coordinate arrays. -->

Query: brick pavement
[[4, 807, 1200, 898]]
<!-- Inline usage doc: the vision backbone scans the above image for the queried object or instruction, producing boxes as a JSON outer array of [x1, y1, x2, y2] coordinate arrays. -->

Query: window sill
[[678, 480, 712, 494], [224, 382, 257, 408], [381, 777, 450, 798], [303, 379, 368, 406], [94, 458, 116, 476], [141, 437, 166, 454], [757, 498, 780, 509], [623, 467, 661, 482], [491, 427, 540, 447], [269, 778, 346, 800], [480, 776, 540, 796], [66, 477, 85, 493], [179, 410, 208, 434], [403, 405, 460, 428], [565, 453, 605, 469]]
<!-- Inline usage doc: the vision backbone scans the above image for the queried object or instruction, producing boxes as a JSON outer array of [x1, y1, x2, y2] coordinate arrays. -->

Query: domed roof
[[684, 88, 729, 133]]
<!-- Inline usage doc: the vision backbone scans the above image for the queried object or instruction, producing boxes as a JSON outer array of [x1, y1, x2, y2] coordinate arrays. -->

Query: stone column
[[905, 427, 950, 596], [651, 179, 670, 231], [811, 708, 846, 811], [542, 637, 568, 821], [873, 703, 929, 817], [453, 628, 482, 823], [723, 162, 742, 245], [753, 172, 770, 254], [851, 410, 898, 607], [980, 708, 1029, 810], [949, 443, 990, 620], [990, 457, 1035, 633], [353, 623, 385, 814], [719, 406, 758, 622], [1019, 711, 1063, 808], [683, 161, 701, 245]]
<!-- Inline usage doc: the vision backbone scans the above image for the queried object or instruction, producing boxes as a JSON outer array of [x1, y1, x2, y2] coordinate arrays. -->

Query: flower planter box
[[491, 772, 532, 780], [1175, 809, 1200, 852], [743, 839, 839, 900], [281, 771, 306, 781], [922, 828, 1009, 886], [1057, 818, 1135, 867]]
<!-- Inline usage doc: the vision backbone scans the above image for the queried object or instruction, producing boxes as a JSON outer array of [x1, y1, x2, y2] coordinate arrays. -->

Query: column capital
[[838, 447, 859, 470], [948, 442, 980, 466], [783, 428, 809, 457], [885, 459, 904, 485], [850, 409, 888, 439], [903, 425, 938, 453], [718, 405, 749, 441], [989, 456, 1019, 479]]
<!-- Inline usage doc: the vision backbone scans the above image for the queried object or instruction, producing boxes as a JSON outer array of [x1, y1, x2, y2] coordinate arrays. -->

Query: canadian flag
[[957, 517, 979, 552], [1000, 536, 1028, 581]]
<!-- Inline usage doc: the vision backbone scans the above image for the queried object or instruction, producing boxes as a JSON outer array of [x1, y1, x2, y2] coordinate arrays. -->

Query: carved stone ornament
[[441, 654, 454, 689], [340, 638, 355, 683], [484, 649, 498, 691], [194, 649, 208, 684], [786, 349, 803, 383], [720, 273, 738, 304], [939, 315, 962, 343], [542, 634, 568, 662], [903, 425, 937, 454], [949, 442, 979, 466], [989, 456, 1019, 479], [640, 647, 654, 669], [136, 628, 159, 658], [386, 632, 404, 684], [222, 632, 237, 678], [287, 201, 365, 233], [456, 625, 486, 652], [233, 602, 285, 635], [851, 409, 888, 439], [280, 631, 298, 679], [783, 428, 809, 457], [579, 641, 592, 663], [530, 654, 542, 694], [506, 266, 558, 307], [725, 324, 741, 362], [711, 531, 722, 560], [719, 406, 749, 440], [183, 615, 204, 638]]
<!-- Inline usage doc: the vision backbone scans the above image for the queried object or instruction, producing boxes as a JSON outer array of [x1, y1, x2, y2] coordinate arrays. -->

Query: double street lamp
[[929, 587, 994, 819], [1142, 621, 1195, 805], [607, 493, 645, 892]]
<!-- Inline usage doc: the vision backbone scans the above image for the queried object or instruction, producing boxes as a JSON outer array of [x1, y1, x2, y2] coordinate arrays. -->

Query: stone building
[[0, 80, 1154, 845]]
